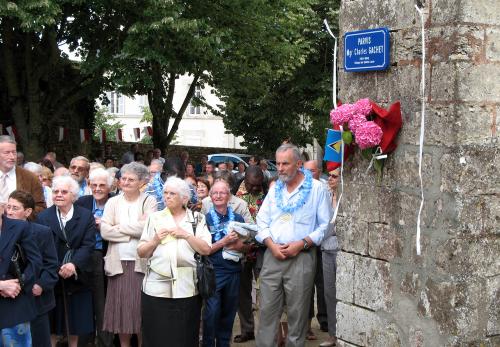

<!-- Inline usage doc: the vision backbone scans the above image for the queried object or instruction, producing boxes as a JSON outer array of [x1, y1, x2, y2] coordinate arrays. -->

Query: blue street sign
[[344, 27, 390, 72]]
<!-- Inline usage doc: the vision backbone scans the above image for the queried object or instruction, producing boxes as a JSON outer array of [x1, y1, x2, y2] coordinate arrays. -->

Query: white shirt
[[256, 176, 331, 246], [57, 205, 75, 228], [1, 166, 17, 198]]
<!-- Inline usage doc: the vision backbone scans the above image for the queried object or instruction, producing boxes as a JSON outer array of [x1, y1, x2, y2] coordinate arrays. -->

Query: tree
[[215, 0, 341, 152], [108, 0, 317, 153], [0, 1, 137, 158]]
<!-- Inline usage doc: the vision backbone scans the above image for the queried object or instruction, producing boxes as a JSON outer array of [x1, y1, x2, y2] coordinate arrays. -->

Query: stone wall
[[336, 0, 499, 346]]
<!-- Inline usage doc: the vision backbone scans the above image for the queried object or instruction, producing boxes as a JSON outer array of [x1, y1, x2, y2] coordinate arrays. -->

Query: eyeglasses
[[6, 205, 23, 212], [53, 189, 70, 195], [210, 191, 228, 197], [120, 177, 138, 183], [328, 173, 339, 179]]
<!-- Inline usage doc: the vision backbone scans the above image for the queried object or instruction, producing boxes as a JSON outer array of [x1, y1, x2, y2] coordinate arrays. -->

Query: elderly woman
[[36, 175, 96, 347], [137, 177, 211, 347], [6, 190, 58, 347], [100, 162, 157, 347], [75, 168, 115, 347]]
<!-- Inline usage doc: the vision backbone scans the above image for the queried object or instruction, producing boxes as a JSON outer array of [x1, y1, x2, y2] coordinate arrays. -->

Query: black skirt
[[141, 292, 202, 347]]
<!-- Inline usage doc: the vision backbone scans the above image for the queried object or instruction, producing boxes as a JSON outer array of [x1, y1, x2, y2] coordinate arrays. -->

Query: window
[[107, 92, 124, 114], [188, 87, 202, 115]]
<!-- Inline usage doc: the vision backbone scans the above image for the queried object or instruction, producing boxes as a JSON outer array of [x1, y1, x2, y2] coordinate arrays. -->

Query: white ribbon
[[323, 19, 338, 109], [365, 146, 387, 174], [330, 126, 344, 224], [415, 4, 426, 256]]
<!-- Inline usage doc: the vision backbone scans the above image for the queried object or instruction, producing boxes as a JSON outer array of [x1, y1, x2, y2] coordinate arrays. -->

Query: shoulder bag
[[190, 211, 216, 300]]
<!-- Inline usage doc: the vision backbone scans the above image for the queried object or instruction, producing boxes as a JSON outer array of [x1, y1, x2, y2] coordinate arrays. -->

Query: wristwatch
[[302, 238, 310, 251]]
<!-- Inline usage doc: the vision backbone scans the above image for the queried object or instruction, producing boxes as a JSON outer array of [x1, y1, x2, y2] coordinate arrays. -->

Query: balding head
[[303, 160, 320, 180]]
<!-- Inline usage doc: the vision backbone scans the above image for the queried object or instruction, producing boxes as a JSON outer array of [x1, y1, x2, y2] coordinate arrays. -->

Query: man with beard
[[69, 156, 91, 197], [256, 144, 331, 347]]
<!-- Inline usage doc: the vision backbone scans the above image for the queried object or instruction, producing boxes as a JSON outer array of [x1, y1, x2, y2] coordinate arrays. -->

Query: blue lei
[[275, 168, 313, 213], [209, 206, 235, 242]]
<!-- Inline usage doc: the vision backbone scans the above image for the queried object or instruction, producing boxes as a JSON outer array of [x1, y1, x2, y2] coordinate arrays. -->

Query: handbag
[[9, 243, 27, 289], [190, 211, 216, 299]]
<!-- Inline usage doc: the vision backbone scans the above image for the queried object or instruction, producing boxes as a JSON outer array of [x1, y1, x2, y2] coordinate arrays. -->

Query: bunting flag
[[58, 127, 65, 142], [6, 126, 16, 139], [115, 129, 123, 142], [323, 129, 343, 163], [99, 129, 106, 143], [80, 129, 90, 143], [133, 127, 141, 141], [146, 126, 153, 136]]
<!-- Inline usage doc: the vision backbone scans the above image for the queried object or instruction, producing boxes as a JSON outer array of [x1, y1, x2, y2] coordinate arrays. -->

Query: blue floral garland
[[209, 205, 235, 241], [275, 168, 313, 213]]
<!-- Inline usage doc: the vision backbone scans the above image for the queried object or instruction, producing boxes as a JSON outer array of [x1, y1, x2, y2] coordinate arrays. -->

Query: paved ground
[[231, 310, 331, 347]]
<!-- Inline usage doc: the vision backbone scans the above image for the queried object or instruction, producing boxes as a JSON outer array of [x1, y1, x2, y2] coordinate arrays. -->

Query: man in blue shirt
[[256, 144, 331, 347], [203, 180, 246, 347]]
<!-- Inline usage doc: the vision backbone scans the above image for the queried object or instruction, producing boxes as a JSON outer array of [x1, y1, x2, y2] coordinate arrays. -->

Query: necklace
[[209, 206, 235, 241], [275, 168, 313, 213]]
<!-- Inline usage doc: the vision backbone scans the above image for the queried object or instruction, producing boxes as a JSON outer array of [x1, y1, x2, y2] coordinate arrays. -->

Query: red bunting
[[370, 101, 403, 154]]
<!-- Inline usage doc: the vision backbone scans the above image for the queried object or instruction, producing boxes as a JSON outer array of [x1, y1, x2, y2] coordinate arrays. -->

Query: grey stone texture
[[336, 0, 500, 346]]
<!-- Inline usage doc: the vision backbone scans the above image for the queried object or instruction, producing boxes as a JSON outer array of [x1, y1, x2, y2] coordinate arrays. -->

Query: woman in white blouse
[[101, 162, 157, 347], [138, 176, 211, 347]]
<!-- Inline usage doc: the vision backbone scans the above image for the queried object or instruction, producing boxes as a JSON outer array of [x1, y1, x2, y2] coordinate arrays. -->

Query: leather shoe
[[233, 333, 255, 343]]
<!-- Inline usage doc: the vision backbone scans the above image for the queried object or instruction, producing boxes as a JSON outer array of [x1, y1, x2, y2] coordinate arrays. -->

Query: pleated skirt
[[103, 261, 144, 334]]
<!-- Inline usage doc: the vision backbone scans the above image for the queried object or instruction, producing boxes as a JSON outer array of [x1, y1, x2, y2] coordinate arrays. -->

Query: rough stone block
[[336, 302, 401, 346], [431, 62, 500, 103], [336, 251, 355, 303], [368, 223, 403, 261], [435, 236, 500, 278], [395, 190, 436, 228], [432, 0, 500, 25], [424, 103, 497, 146], [486, 275, 500, 335], [377, 0, 419, 30], [418, 278, 483, 337], [448, 194, 500, 235], [486, 28, 500, 62], [400, 272, 421, 297], [336, 340, 359, 347], [336, 217, 369, 255], [428, 25, 484, 63], [354, 256, 392, 311], [390, 28, 421, 64], [339, 0, 383, 33], [384, 149, 434, 190], [338, 70, 378, 102], [440, 146, 500, 195]]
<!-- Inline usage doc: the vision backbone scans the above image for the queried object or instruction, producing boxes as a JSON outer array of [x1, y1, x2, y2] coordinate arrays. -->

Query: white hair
[[121, 162, 149, 181], [164, 176, 191, 202], [89, 168, 113, 187], [24, 162, 43, 175], [52, 175, 80, 202]]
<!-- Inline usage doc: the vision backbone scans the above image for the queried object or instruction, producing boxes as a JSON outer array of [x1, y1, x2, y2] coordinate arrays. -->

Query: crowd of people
[[0, 136, 341, 347]]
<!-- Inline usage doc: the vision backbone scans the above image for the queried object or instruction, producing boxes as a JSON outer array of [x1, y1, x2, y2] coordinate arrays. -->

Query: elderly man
[[144, 159, 165, 210], [201, 171, 252, 223], [203, 180, 246, 347], [0, 136, 45, 215], [75, 168, 115, 347], [256, 144, 331, 347], [69, 156, 91, 197]]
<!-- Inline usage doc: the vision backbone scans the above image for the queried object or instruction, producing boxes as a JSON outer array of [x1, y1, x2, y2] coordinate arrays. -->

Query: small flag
[[80, 129, 90, 143], [323, 129, 343, 163], [133, 127, 141, 141], [146, 126, 153, 136], [58, 127, 65, 142], [99, 129, 106, 143], [115, 129, 123, 142]]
